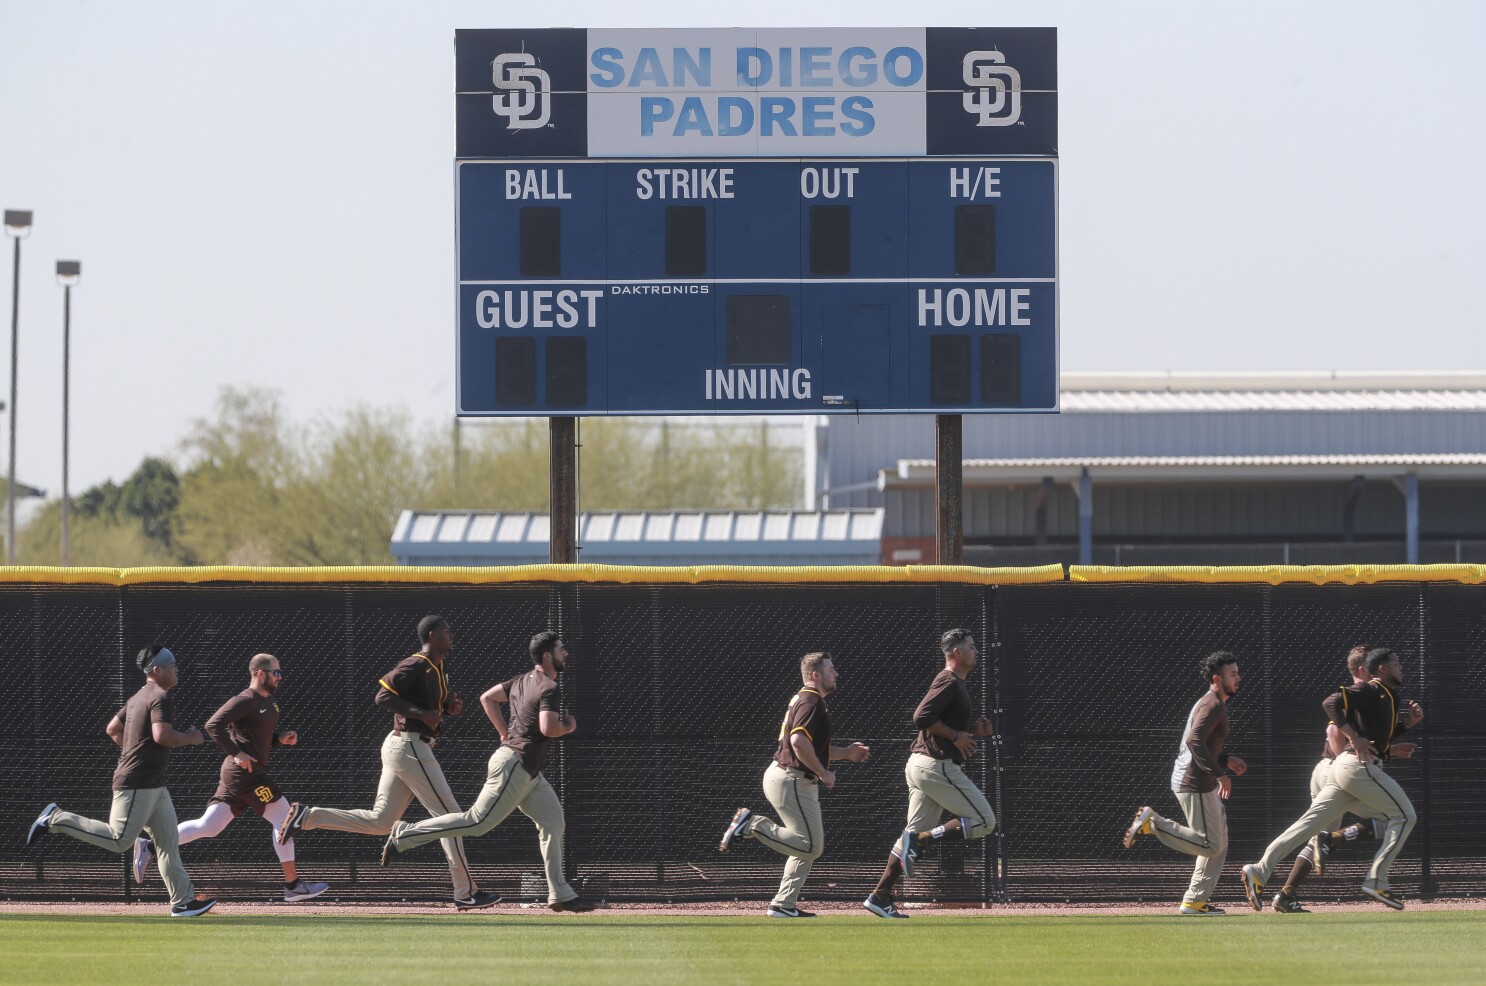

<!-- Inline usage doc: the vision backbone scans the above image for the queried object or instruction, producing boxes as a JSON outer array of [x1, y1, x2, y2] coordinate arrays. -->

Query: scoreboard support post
[[550, 416, 578, 563], [936, 414, 964, 564]]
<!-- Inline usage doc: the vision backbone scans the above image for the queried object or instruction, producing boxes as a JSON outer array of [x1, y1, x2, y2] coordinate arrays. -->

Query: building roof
[[882, 453, 1486, 486], [391, 509, 884, 564], [1059, 372, 1486, 412]]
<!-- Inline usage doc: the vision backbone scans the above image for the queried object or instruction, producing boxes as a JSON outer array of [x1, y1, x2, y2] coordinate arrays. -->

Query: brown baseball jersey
[[204, 688, 285, 816], [1170, 690, 1231, 793], [1323, 678, 1414, 761], [501, 668, 561, 775], [375, 653, 450, 737], [111, 681, 176, 790], [773, 687, 832, 779], [910, 669, 975, 764]]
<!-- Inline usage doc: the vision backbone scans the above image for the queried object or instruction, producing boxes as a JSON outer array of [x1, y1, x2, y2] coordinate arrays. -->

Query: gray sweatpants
[[390, 746, 576, 905], [299, 731, 475, 899], [49, 787, 195, 907], [1149, 788, 1228, 906], [749, 762, 824, 910]]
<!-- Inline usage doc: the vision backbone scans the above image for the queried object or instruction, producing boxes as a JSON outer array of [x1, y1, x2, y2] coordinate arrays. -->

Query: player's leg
[[177, 800, 235, 845], [1146, 790, 1222, 859], [1178, 790, 1227, 913], [261, 797, 328, 901], [865, 758, 940, 917], [299, 733, 415, 835], [904, 760, 995, 845], [749, 763, 821, 859], [517, 774, 581, 906], [752, 766, 823, 914], [141, 788, 199, 910], [46, 788, 155, 852], [392, 747, 531, 850], [1242, 780, 1356, 908], [1334, 758, 1416, 903], [393, 738, 481, 901]]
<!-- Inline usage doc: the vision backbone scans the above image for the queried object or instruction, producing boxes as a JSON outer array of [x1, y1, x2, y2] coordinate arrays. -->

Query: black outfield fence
[[2, 566, 1482, 907]]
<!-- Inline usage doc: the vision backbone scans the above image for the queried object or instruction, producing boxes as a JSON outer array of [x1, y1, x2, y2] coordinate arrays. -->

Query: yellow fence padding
[[0, 563, 1067, 587], [1068, 565, 1486, 586]]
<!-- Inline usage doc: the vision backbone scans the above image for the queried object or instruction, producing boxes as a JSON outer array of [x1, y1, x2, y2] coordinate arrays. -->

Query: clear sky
[[2, 0, 1483, 495]]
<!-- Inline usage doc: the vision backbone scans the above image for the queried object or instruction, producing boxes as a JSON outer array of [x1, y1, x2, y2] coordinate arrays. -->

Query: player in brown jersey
[[1122, 651, 1248, 916], [1270, 645, 1407, 913], [1242, 648, 1422, 911], [28, 646, 216, 917], [863, 629, 997, 920], [276, 615, 499, 912], [717, 652, 871, 918], [133, 653, 329, 902], [380, 630, 596, 912]]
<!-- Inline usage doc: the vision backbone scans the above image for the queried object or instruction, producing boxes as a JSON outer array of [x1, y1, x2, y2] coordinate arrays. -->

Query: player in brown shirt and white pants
[[277, 615, 498, 911], [1123, 651, 1248, 916], [717, 652, 871, 918], [864, 629, 997, 920], [135, 653, 329, 902], [381, 630, 596, 912]]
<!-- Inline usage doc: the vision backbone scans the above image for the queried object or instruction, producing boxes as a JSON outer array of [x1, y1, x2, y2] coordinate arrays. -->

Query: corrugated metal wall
[[884, 480, 1486, 540], [817, 411, 1486, 509]]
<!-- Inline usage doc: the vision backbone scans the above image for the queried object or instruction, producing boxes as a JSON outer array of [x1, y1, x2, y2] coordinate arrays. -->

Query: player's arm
[[1325, 722, 1347, 759], [1184, 703, 1228, 779], [914, 682, 976, 756], [536, 680, 576, 738], [375, 670, 440, 729], [150, 721, 205, 747], [106, 709, 126, 747], [149, 691, 204, 748], [480, 681, 511, 740], [205, 694, 261, 770], [1322, 689, 1375, 759], [829, 742, 870, 763], [789, 732, 836, 787]]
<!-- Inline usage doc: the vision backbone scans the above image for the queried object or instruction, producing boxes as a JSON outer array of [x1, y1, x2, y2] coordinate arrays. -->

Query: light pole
[[4, 210, 32, 566], [57, 261, 80, 566]]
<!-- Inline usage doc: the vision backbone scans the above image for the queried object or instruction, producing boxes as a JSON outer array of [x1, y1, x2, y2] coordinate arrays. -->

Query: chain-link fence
[[2, 576, 1481, 906]]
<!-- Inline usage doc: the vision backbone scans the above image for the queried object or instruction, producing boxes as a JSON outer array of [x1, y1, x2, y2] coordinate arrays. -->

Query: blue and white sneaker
[[897, 830, 918, 878], [27, 803, 58, 846], [864, 893, 909, 919], [283, 879, 329, 903], [719, 807, 751, 853]]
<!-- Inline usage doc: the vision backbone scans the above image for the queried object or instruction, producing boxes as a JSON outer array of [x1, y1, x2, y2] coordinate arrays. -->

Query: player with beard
[[381, 630, 597, 912], [1241, 648, 1422, 911], [133, 653, 329, 902], [863, 629, 998, 920], [717, 652, 871, 918], [1123, 651, 1249, 916]]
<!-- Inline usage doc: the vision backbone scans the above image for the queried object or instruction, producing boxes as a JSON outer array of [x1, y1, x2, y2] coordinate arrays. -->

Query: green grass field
[[5, 912, 1485, 985]]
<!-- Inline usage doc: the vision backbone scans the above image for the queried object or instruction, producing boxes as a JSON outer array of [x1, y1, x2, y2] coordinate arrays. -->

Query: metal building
[[809, 371, 1486, 565]]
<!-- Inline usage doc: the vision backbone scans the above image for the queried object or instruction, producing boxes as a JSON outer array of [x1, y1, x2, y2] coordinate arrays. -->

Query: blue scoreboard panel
[[455, 28, 1058, 416]]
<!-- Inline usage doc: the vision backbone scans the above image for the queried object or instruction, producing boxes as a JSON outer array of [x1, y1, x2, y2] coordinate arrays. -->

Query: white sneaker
[[897, 830, 918, 878], [718, 807, 751, 853], [1123, 807, 1155, 849], [27, 803, 58, 845], [132, 837, 154, 884]]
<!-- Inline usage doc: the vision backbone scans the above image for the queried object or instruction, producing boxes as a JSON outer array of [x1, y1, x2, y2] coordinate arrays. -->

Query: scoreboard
[[454, 28, 1058, 416]]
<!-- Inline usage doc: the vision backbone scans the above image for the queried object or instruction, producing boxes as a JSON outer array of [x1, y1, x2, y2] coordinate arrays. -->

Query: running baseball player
[[134, 653, 329, 902], [379, 630, 596, 912], [27, 646, 216, 917], [1241, 647, 1422, 911], [863, 629, 997, 920], [1270, 645, 1410, 913], [276, 615, 499, 911], [717, 651, 871, 918], [1122, 651, 1248, 916]]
